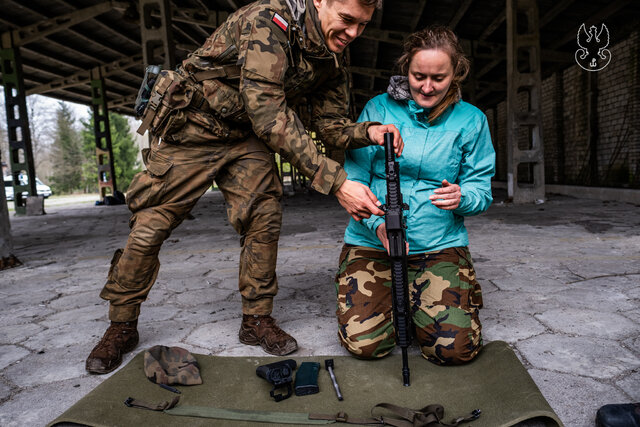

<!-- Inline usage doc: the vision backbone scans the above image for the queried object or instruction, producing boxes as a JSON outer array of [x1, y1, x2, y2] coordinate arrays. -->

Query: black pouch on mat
[[294, 362, 320, 396]]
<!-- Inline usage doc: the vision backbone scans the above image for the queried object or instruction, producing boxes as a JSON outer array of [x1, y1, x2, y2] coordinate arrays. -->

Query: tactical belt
[[124, 396, 480, 426]]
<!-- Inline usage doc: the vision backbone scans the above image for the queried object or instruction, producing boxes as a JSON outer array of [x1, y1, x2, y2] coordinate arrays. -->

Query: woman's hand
[[376, 223, 390, 254], [367, 124, 404, 156], [376, 223, 409, 255], [429, 179, 461, 210]]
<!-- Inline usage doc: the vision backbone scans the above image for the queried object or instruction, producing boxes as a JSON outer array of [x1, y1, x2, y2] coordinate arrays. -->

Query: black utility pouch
[[294, 362, 320, 396], [135, 65, 162, 119]]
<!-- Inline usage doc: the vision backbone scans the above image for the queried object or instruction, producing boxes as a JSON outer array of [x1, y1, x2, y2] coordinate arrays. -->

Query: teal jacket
[[343, 93, 496, 254]]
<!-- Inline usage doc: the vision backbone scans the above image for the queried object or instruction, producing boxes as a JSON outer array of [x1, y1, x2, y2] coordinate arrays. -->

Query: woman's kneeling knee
[[338, 331, 395, 359], [420, 332, 483, 365]]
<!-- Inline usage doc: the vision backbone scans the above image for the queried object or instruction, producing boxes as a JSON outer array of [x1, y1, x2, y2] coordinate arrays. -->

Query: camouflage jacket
[[181, 0, 378, 195]]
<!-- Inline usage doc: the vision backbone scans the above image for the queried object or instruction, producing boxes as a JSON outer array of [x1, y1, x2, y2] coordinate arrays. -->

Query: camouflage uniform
[[335, 245, 483, 365], [100, 0, 378, 321]]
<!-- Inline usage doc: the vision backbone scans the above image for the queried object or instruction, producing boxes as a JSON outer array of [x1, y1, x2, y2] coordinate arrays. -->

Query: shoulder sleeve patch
[[272, 12, 289, 32]]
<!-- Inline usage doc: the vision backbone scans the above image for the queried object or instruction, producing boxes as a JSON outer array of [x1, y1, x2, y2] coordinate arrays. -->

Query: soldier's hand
[[335, 180, 385, 221], [430, 179, 461, 210], [367, 124, 404, 156]]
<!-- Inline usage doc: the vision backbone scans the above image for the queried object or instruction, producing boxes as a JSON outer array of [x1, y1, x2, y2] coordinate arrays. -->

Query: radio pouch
[[294, 362, 320, 396], [136, 69, 195, 139], [134, 65, 162, 119]]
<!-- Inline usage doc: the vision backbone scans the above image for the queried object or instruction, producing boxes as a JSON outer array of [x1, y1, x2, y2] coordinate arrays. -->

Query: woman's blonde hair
[[396, 26, 470, 123]]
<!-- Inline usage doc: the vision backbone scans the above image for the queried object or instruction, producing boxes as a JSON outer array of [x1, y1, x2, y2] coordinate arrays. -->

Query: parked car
[[4, 175, 52, 201]]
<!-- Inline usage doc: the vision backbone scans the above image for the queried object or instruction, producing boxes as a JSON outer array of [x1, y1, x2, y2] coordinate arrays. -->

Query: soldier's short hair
[[329, 0, 383, 10]]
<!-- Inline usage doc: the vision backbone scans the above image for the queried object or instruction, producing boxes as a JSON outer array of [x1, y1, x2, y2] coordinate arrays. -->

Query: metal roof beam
[[26, 55, 142, 95], [475, 0, 591, 77], [1, 1, 128, 48], [549, 0, 632, 49], [169, 8, 229, 28], [56, 0, 140, 47], [11, 2, 138, 67], [540, 0, 577, 27], [360, 29, 408, 46], [409, 0, 427, 31], [449, 0, 474, 30], [349, 66, 392, 79], [478, 12, 505, 40], [108, 94, 136, 109]]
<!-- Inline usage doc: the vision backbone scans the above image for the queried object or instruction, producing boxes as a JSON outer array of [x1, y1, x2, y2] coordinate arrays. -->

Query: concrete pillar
[[0, 45, 43, 215], [506, 0, 545, 203], [553, 72, 565, 184], [90, 68, 117, 200], [139, 0, 175, 70], [0, 157, 20, 270], [587, 72, 599, 185]]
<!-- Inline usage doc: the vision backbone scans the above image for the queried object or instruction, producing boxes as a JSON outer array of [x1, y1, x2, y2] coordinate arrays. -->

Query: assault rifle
[[381, 132, 411, 386]]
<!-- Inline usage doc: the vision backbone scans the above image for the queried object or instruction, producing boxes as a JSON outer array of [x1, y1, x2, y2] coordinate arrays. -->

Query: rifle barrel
[[383, 132, 411, 387]]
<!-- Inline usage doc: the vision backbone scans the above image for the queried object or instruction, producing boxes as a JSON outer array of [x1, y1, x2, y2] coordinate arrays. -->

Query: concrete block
[[3, 347, 86, 387], [535, 308, 639, 339], [40, 306, 107, 328], [25, 196, 45, 216], [0, 377, 101, 427], [482, 308, 547, 343], [172, 301, 239, 324], [616, 370, 640, 401], [23, 321, 103, 351], [517, 334, 640, 378], [0, 324, 44, 345], [528, 369, 629, 427], [0, 346, 30, 370], [0, 381, 11, 402], [185, 318, 245, 355]]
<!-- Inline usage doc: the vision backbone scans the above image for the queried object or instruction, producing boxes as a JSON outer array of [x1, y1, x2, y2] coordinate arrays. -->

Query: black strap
[[123, 396, 180, 411]]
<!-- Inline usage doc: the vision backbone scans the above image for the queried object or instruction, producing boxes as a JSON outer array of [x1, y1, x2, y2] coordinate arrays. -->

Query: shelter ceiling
[[0, 0, 636, 115]]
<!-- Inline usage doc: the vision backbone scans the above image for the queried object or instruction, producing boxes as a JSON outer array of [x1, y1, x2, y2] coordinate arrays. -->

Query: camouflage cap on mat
[[143, 345, 202, 385]]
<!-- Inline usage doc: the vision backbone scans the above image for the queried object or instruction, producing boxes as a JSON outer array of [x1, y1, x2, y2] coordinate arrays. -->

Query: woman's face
[[408, 49, 454, 109]]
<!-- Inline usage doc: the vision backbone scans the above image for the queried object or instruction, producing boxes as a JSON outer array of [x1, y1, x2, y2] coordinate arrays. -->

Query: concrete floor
[[0, 188, 638, 426]]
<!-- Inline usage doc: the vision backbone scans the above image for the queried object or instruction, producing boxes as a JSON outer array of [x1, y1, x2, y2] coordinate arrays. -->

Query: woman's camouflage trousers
[[335, 245, 483, 365], [100, 134, 282, 322]]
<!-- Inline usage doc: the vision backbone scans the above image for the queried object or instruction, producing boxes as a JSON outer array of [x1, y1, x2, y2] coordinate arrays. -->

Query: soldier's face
[[313, 0, 375, 53], [408, 49, 454, 109]]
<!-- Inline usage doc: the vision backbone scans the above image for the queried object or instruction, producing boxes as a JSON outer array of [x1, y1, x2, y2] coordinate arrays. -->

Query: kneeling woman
[[335, 26, 495, 365]]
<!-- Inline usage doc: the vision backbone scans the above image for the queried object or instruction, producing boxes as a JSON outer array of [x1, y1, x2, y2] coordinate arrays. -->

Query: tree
[[50, 102, 84, 194], [81, 111, 141, 193], [27, 95, 56, 180]]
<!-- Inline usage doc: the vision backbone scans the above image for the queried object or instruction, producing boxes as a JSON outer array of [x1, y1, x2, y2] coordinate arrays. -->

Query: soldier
[[86, 0, 404, 374]]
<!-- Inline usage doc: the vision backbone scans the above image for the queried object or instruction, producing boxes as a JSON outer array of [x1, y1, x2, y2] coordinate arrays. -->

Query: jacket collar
[[387, 75, 455, 126], [303, 0, 340, 65]]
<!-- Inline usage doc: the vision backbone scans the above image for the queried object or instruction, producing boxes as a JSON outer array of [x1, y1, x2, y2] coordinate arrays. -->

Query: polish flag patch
[[272, 13, 289, 32]]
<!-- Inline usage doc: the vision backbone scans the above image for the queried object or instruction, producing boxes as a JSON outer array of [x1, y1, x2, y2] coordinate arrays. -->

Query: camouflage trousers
[[335, 245, 483, 365], [100, 131, 282, 322]]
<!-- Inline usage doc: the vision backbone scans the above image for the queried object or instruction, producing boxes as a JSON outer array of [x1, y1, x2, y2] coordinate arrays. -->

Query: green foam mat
[[50, 341, 562, 427]]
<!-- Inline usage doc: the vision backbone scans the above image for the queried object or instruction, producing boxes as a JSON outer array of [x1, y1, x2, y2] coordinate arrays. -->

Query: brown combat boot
[[239, 315, 298, 356], [85, 320, 139, 374]]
